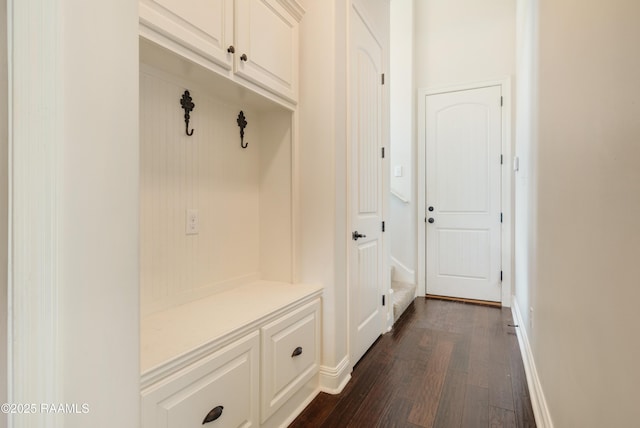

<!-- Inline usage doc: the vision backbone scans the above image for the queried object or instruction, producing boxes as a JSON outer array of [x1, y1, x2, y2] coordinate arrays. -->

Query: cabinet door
[[140, 0, 234, 70], [234, 0, 300, 103], [141, 332, 259, 428], [260, 300, 320, 422]]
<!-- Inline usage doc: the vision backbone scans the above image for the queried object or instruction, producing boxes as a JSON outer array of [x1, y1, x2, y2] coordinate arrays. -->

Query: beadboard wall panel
[[258, 110, 293, 283], [141, 67, 271, 315]]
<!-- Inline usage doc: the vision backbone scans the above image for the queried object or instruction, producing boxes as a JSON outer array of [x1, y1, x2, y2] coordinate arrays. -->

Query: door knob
[[428, 206, 434, 212], [352, 231, 367, 241], [227, 45, 235, 54], [240, 53, 248, 62], [428, 218, 435, 224]]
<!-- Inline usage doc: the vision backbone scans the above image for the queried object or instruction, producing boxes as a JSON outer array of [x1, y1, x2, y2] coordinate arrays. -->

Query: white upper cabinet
[[139, 0, 303, 105], [234, 0, 301, 103], [139, 0, 234, 69]]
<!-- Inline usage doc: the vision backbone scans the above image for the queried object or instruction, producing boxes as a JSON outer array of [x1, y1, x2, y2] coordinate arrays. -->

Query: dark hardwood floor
[[290, 297, 536, 428]]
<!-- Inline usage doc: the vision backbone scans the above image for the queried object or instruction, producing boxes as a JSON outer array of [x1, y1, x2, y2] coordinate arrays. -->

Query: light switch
[[393, 165, 403, 177], [186, 209, 199, 235]]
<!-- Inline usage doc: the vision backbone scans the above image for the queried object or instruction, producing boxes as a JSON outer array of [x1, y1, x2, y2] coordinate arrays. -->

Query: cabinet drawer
[[142, 332, 259, 428], [260, 299, 320, 422]]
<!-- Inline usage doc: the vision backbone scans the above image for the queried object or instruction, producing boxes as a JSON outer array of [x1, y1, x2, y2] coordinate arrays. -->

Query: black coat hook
[[237, 111, 248, 148], [180, 90, 195, 136]]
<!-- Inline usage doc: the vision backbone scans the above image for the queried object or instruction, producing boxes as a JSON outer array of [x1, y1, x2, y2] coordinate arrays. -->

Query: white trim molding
[[7, 0, 63, 424], [319, 356, 351, 394], [512, 300, 554, 428], [417, 78, 513, 307], [390, 256, 415, 285]]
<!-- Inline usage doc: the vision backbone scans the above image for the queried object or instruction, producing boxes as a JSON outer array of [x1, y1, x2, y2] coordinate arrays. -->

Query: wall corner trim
[[319, 356, 351, 394], [512, 300, 555, 428]]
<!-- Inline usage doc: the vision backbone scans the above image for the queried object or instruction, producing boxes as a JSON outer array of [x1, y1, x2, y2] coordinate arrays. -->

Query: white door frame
[[417, 78, 512, 307]]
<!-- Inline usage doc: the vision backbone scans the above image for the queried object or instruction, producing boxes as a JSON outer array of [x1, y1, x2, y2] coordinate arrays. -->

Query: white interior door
[[349, 9, 385, 365], [425, 86, 502, 302]]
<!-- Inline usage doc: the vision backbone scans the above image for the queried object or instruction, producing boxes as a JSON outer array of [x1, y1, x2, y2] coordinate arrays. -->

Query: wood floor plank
[[433, 369, 467, 428], [468, 357, 490, 388], [318, 361, 386, 428], [346, 389, 394, 428], [448, 334, 471, 373], [289, 298, 536, 428], [287, 392, 338, 428], [375, 397, 424, 428], [488, 362, 515, 411], [461, 384, 489, 428], [514, 393, 537, 428], [489, 406, 517, 428], [407, 340, 454, 427], [507, 330, 530, 398]]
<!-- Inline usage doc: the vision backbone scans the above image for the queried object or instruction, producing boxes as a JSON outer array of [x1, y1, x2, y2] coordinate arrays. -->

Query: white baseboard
[[319, 356, 351, 394], [390, 256, 415, 285], [512, 300, 554, 428]]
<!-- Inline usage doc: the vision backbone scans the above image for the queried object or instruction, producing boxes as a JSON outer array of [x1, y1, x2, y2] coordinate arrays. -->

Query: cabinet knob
[[202, 405, 223, 424], [240, 53, 248, 62], [291, 346, 303, 357], [227, 45, 235, 54]]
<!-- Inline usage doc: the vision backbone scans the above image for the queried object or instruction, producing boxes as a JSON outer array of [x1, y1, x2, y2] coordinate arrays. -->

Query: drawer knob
[[202, 405, 223, 424], [227, 45, 235, 54], [291, 346, 303, 357], [240, 53, 248, 62]]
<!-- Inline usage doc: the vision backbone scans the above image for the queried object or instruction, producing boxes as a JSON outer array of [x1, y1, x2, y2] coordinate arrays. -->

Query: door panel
[[438, 229, 490, 279], [139, 0, 233, 69], [350, 9, 384, 366], [426, 86, 501, 302], [234, 0, 298, 102], [436, 104, 489, 213]]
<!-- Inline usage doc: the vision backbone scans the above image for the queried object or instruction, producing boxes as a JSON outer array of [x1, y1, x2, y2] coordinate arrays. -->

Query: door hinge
[[501, 154, 503, 165], [381, 147, 385, 158], [500, 96, 503, 106], [382, 221, 385, 232], [382, 295, 386, 306], [500, 271, 503, 282], [500, 212, 503, 223], [381, 73, 385, 85]]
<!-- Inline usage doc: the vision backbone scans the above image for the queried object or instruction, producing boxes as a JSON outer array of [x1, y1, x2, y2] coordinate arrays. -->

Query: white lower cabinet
[[142, 332, 260, 427], [141, 293, 321, 428], [260, 300, 320, 423]]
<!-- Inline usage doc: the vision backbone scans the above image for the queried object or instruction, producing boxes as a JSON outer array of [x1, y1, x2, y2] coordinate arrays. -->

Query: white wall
[[389, 0, 415, 283], [414, 0, 516, 89], [298, 0, 348, 378], [60, 1, 140, 426], [8, 0, 140, 426], [514, 0, 538, 350], [390, 0, 516, 287], [514, 0, 640, 426]]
